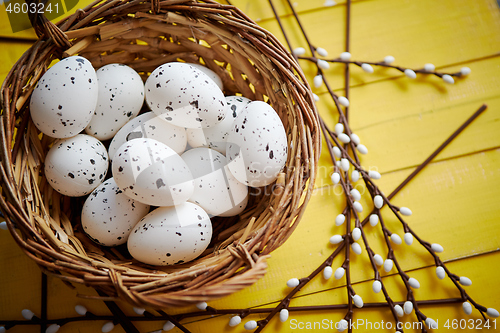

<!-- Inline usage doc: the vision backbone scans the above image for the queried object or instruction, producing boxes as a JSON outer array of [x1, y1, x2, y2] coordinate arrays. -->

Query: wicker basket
[[0, 0, 320, 308]]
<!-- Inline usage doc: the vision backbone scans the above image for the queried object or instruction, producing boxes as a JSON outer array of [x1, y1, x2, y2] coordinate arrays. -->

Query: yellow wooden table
[[1, 0, 499, 332]]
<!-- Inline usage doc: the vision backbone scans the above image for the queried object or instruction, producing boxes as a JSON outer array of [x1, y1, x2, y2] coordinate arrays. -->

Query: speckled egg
[[127, 203, 212, 266], [108, 112, 186, 161], [44, 134, 109, 196], [145, 62, 226, 129], [188, 63, 223, 90], [30, 56, 98, 138], [182, 148, 248, 217], [85, 64, 145, 140], [81, 178, 150, 246], [186, 95, 251, 154], [112, 138, 194, 206], [226, 101, 288, 187]]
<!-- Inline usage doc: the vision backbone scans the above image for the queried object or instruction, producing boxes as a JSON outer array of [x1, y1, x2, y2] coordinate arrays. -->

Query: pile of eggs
[[30, 56, 288, 266]]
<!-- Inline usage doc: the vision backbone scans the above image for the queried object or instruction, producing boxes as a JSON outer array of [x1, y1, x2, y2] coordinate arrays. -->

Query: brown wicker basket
[[0, 0, 320, 308]]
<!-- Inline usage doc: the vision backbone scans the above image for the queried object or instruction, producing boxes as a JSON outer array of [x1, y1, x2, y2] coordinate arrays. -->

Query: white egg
[[85, 64, 145, 140], [145, 62, 226, 129], [181, 148, 248, 217], [112, 138, 194, 206], [44, 134, 108, 196], [226, 101, 288, 187], [127, 203, 212, 266], [188, 63, 223, 90], [186, 95, 251, 154], [30, 56, 98, 138], [108, 112, 186, 161], [81, 178, 150, 246]]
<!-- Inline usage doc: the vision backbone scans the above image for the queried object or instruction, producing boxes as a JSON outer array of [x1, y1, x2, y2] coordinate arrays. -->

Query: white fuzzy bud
[[352, 227, 361, 241], [350, 189, 361, 201], [356, 144, 368, 154], [330, 235, 343, 244], [383, 259, 393, 272], [75, 305, 87, 316], [425, 317, 438, 329], [333, 146, 342, 158], [373, 195, 383, 209], [462, 302, 472, 315], [353, 294, 364, 308], [361, 63, 374, 73], [340, 158, 350, 171], [368, 170, 381, 179], [460, 67, 471, 76], [351, 242, 362, 255], [244, 320, 258, 330], [196, 302, 208, 310], [292, 47, 306, 56], [316, 47, 328, 57], [391, 233, 402, 245], [286, 278, 300, 288], [337, 319, 348, 332], [350, 133, 360, 145], [46, 324, 60, 333], [338, 133, 351, 144], [353, 201, 363, 213], [334, 267, 345, 279], [163, 321, 175, 331], [313, 93, 320, 102], [334, 122, 344, 135], [404, 232, 413, 245], [324, 0, 336, 7], [340, 52, 351, 61], [0, 221, 7, 230], [434, 267, 446, 282], [133, 307, 146, 315], [229, 316, 242, 327], [317, 59, 330, 69], [442, 74, 454, 84], [424, 63, 435, 72], [22, 309, 35, 320], [279, 309, 289, 322], [335, 214, 346, 226], [404, 301, 413, 314], [338, 96, 350, 107], [331, 172, 340, 184], [372, 280, 382, 293], [351, 170, 360, 182], [102, 322, 115, 333], [313, 74, 323, 88], [404, 69, 416, 79], [487, 308, 500, 318], [408, 277, 420, 289], [394, 304, 404, 317], [399, 207, 412, 216], [384, 55, 395, 64], [431, 243, 444, 253], [323, 266, 333, 279], [373, 254, 384, 266], [369, 214, 379, 227], [459, 276, 472, 286], [0, 327, 5, 333]]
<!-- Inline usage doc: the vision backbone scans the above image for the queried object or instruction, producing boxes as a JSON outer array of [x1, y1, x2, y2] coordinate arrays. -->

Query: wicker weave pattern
[[0, 0, 319, 308]]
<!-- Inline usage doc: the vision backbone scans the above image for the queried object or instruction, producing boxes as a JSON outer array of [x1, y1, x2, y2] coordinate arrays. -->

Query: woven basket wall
[[0, 0, 320, 308]]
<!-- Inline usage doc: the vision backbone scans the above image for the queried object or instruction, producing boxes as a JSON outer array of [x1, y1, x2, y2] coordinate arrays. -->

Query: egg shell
[[112, 138, 194, 206], [30, 56, 98, 138], [127, 203, 212, 266], [226, 101, 288, 187], [44, 134, 108, 196], [108, 112, 187, 161], [181, 148, 248, 217], [188, 63, 223, 90], [145, 62, 226, 128], [186, 95, 251, 154], [82, 178, 150, 246], [85, 64, 145, 140]]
